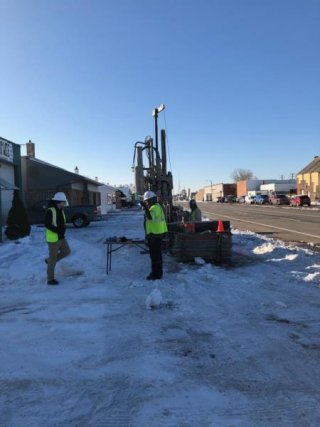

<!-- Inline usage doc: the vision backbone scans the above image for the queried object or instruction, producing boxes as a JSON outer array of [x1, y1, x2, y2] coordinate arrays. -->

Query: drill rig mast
[[133, 104, 176, 221], [132, 104, 232, 263]]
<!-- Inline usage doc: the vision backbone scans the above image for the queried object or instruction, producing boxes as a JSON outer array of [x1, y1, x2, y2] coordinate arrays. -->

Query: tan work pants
[[47, 238, 71, 281]]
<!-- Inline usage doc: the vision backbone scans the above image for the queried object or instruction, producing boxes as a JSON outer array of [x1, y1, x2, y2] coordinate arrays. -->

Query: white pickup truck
[[245, 195, 255, 204]]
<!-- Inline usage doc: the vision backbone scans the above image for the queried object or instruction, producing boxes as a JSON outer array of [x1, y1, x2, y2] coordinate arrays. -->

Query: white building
[[237, 179, 296, 197], [98, 184, 117, 215], [260, 180, 296, 195]]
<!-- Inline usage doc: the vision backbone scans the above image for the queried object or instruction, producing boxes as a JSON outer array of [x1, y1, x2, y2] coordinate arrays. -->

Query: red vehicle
[[290, 195, 311, 207], [269, 194, 290, 205]]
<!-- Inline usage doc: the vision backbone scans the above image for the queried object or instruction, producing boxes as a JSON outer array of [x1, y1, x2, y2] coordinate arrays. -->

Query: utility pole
[[207, 180, 213, 201]]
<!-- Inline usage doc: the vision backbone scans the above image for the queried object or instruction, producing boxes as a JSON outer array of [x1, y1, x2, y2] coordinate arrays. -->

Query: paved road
[[180, 202, 320, 249]]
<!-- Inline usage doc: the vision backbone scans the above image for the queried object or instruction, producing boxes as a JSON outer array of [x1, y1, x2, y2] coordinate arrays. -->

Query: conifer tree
[[5, 190, 31, 240]]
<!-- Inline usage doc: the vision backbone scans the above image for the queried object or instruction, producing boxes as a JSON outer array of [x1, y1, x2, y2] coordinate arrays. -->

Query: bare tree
[[230, 168, 255, 182]]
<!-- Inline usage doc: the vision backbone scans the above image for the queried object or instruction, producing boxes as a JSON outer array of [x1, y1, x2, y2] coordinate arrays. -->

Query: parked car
[[269, 194, 289, 205], [290, 195, 311, 207], [245, 195, 255, 204], [216, 196, 225, 203], [236, 196, 245, 203], [254, 194, 270, 205], [224, 195, 237, 203], [28, 200, 102, 227]]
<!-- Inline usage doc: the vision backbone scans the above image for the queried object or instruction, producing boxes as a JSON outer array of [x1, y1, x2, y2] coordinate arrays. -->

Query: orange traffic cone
[[217, 220, 224, 233]]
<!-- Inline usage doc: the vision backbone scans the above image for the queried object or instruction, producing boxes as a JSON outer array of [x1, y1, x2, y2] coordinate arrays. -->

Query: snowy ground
[[1, 209, 320, 427]]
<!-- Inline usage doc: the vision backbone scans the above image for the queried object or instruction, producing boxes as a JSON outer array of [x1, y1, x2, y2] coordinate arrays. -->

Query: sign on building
[[0, 138, 14, 163]]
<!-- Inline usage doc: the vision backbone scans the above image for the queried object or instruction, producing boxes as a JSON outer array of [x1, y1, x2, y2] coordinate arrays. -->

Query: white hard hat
[[52, 192, 68, 202], [143, 191, 157, 201]]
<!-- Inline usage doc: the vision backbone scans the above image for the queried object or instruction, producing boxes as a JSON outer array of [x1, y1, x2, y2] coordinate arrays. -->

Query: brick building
[[21, 141, 101, 208], [296, 156, 320, 201]]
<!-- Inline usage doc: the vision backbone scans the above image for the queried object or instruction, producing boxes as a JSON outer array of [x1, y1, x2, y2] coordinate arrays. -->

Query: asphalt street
[[181, 202, 320, 249]]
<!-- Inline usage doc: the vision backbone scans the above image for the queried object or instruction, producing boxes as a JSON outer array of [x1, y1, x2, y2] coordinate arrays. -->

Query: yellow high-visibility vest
[[190, 207, 202, 221], [145, 203, 168, 235], [46, 207, 66, 243]]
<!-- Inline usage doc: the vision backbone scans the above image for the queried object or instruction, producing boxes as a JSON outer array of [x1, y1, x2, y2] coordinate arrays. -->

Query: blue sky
[[1, 0, 319, 192]]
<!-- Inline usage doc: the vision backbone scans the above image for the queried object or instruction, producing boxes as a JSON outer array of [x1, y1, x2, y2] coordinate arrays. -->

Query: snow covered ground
[[1, 209, 320, 427]]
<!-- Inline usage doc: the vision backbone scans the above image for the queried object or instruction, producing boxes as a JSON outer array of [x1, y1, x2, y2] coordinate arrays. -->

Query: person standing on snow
[[142, 191, 168, 280], [189, 199, 202, 221], [45, 192, 71, 285]]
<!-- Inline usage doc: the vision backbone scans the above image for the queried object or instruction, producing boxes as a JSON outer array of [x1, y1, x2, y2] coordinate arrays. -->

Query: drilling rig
[[133, 104, 179, 222], [132, 105, 232, 263]]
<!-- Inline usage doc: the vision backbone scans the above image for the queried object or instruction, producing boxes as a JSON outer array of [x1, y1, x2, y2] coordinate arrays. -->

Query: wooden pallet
[[167, 221, 232, 262]]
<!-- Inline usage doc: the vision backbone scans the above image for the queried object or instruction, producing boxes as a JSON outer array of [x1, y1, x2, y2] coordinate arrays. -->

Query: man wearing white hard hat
[[142, 191, 168, 280], [45, 192, 71, 285]]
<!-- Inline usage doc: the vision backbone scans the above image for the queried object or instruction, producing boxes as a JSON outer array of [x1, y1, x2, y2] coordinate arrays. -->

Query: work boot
[[153, 263, 163, 280], [146, 273, 158, 281], [47, 279, 59, 285]]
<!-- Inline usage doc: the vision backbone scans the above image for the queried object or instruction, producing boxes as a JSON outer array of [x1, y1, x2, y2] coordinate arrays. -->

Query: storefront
[[0, 137, 21, 227]]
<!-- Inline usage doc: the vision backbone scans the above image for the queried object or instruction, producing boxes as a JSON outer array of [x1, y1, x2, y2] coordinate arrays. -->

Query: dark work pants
[[147, 236, 163, 279]]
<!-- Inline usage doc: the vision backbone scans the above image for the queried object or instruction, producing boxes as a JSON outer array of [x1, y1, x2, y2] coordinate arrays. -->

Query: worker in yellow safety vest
[[142, 191, 168, 280], [45, 192, 71, 285], [189, 199, 202, 221]]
